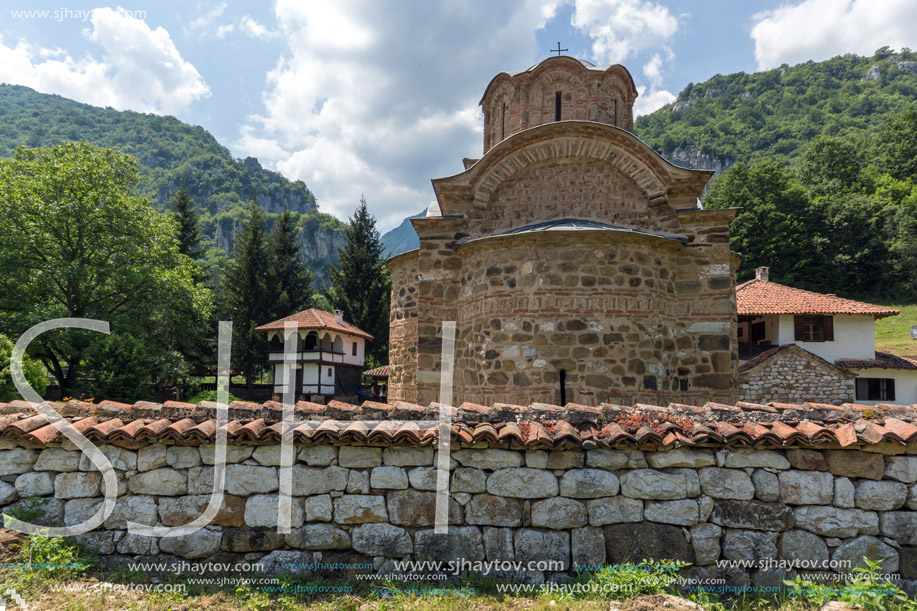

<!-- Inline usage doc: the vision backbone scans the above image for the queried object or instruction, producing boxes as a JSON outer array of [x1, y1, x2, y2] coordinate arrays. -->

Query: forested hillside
[[635, 49, 917, 301], [0, 84, 346, 285], [636, 47, 917, 171]]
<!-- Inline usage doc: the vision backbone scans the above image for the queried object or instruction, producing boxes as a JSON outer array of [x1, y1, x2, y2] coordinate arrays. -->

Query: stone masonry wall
[[4, 438, 917, 588], [740, 348, 855, 405]]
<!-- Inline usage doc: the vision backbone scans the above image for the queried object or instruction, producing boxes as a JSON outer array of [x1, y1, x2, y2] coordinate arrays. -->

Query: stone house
[[387, 56, 739, 407], [737, 267, 917, 405], [256, 308, 371, 401]]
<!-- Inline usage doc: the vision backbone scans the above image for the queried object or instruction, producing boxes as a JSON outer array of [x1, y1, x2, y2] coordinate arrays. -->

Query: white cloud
[[0, 7, 209, 116], [571, 0, 678, 64], [567, 0, 680, 116], [238, 0, 563, 229], [634, 49, 675, 115], [634, 86, 675, 116], [239, 16, 278, 40], [751, 0, 917, 70], [188, 2, 227, 32], [207, 15, 279, 40]]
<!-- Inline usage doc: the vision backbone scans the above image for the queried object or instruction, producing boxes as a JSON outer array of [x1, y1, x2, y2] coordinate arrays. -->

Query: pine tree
[[172, 180, 201, 258], [221, 199, 271, 388], [328, 196, 391, 365], [267, 205, 315, 318]]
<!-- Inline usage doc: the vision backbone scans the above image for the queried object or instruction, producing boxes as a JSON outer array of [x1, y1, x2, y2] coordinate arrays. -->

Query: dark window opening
[[501, 102, 506, 140], [352, 342, 358, 356], [794, 315, 834, 342], [559, 369, 567, 406], [327, 368, 332, 376], [555, 91, 562, 121], [751, 321, 766, 343], [613, 99, 618, 126], [856, 378, 895, 401]]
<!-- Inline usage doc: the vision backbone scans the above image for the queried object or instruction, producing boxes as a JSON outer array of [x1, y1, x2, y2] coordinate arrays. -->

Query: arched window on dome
[[501, 102, 507, 140]]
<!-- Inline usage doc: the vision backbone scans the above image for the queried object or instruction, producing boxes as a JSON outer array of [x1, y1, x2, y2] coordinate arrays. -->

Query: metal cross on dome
[[551, 42, 568, 56]]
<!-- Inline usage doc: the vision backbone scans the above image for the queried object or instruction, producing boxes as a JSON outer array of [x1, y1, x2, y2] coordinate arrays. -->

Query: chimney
[[334, 309, 344, 324], [755, 266, 769, 282]]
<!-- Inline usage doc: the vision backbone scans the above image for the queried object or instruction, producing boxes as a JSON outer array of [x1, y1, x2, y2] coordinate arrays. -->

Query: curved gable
[[432, 121, 712, 239]]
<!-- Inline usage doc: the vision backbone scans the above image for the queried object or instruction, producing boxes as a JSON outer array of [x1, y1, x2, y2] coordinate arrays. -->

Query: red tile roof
[[736, 279, 899, 319], [255, 308, 373, 339], [363, 365, 390, 377], [838, 352, 917, 370], [3, 398, 916, 449]]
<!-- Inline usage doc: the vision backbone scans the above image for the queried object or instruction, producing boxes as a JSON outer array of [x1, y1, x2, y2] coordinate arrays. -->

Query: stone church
[[387, 56, 738, 407]]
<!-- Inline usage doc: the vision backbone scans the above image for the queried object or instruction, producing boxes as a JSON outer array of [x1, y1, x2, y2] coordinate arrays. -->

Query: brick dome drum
[[387, 57, 739, 407]]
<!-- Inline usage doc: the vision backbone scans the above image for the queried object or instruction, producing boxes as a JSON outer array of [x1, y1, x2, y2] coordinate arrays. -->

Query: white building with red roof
[[255, 308, 372, 400], [737, 267, 917, 405]]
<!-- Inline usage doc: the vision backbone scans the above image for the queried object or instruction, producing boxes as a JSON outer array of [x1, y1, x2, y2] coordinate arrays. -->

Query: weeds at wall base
[[3, 534, 917, 611]]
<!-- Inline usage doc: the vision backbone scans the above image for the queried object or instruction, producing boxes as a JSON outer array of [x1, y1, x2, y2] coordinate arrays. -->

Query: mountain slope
[[381, 212, 426, 258], [635, 48, 917, 172], [0, 84, 346, 284]]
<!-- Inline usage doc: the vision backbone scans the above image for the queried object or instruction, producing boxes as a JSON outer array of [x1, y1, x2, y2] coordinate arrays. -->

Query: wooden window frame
[[794, 315, 834, 342], [855, 377, 895, 401]]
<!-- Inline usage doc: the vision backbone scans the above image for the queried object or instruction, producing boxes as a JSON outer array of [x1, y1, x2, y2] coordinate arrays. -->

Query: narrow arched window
[[501, 102, 506, 140], [559, 369, 567, 405], [555, 91, 562, 121]]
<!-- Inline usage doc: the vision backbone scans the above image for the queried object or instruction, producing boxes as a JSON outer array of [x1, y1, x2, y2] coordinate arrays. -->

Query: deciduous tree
[[0, 141, 209, 397]]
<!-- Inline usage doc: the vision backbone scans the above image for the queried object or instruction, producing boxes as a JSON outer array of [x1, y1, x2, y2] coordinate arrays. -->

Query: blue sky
[[2, 0, 916, 230]]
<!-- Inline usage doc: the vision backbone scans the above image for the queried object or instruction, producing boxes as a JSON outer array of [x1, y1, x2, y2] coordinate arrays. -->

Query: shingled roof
[[736, 279, 899, 319], [254, 308, 373, 339], [2, 398, 916, 449], [838, 351, 917, 370]]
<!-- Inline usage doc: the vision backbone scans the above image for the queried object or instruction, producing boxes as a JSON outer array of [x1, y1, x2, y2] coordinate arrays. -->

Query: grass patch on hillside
[[874, 302, 917, 355]]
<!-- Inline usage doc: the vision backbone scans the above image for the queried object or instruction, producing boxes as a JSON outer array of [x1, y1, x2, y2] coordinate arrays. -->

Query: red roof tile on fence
[[2, 398, 917, 449]]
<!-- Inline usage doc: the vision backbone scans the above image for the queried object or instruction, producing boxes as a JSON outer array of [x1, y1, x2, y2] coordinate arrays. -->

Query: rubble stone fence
[[1, 398, 917, 590]]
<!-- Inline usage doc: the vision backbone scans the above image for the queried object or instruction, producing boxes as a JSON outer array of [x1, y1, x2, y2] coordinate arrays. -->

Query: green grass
[[187, 389, 244, 404], [873, 302, 917, 355]]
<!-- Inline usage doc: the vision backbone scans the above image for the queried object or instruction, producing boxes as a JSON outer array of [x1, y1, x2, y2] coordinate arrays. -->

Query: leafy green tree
[[0, 333, 48, 401], [875, 175, 917, 297], [704, 160, 823, 288], [267, 205, 315, 319], [875, 103, 917, 180], [328, 196, 391, 365], [80, 334, 153, 402], [816, 193, 887, 297], [172, 181, 202, 258], [221, 199, 271, 387], [0, 141, 209, 397], [796, 135, 865, 195]]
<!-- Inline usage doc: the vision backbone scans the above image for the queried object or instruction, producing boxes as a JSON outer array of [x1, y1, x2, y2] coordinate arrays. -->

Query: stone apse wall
[[3, 412, 917, 588]]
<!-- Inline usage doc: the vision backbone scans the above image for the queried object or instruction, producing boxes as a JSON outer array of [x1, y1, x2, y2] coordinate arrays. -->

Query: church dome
[[479, 55, 639, 154]]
